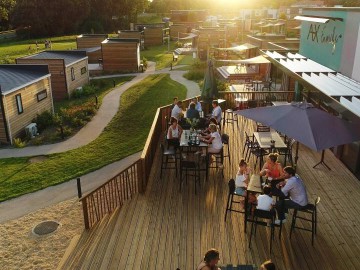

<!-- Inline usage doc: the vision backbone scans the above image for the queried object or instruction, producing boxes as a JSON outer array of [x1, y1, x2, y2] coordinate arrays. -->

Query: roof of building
[[0, 65, 50, 95], [19, 50, 88, 66], [77, 34, 108, 38], [101, 38, 140, 44]]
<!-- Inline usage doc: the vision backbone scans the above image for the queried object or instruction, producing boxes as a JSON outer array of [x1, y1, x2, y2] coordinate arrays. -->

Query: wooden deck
[[59, 117, 360, 270]]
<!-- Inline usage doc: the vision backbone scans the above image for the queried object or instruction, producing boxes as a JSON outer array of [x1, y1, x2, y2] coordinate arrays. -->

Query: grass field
[[0, 74, 187, 202], [0, 35, 77, 63]]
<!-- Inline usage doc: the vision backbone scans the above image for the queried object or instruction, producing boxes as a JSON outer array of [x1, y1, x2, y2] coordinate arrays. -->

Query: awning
[[215, 43, 258, 51], [216, 55, 270, 64], [287, 52, 307, 59], [294, 15, 343, 24], [340, 97, 360, 117]]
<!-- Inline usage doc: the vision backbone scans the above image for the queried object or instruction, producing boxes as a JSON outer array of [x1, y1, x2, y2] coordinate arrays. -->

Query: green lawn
[[0, 74, 187, 202], [0, 35, 77, 63], [54, 76, 134, 112], [141, 43, 193, 70]]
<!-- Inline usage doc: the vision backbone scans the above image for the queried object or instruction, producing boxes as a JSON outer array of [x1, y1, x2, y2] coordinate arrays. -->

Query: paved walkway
[[0, 62, 200, 158], [0, 61, 201, 222]]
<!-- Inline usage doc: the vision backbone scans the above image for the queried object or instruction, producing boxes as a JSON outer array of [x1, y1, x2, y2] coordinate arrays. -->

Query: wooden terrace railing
[[79, 160, 142, 229]]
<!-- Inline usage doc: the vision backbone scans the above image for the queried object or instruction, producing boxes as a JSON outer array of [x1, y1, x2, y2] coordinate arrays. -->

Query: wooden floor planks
[[62, 117, 360, 270]]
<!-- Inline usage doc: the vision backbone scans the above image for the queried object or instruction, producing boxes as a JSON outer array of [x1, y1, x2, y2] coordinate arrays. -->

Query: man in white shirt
[[257, 185, 273, 211], [211, 100, 222, 124], [171, 100, 183, 119], [188, 98, 202, 112], [274, 166, 308, 224]]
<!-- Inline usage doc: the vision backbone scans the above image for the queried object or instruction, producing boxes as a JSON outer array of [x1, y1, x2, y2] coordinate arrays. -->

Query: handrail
[[80, 160, 141, 229]]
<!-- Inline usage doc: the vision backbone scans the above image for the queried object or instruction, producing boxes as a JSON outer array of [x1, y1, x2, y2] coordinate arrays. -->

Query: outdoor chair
[[278, 138, 296, 166], [249, 142, 268, 169], [247, 100, 257, 109], [208, 148, 224, 177], [220, 265, 256, 270], [221, 133, 231, 164], [160, 143, 177, 179], [242, 131, 254, 161], [224, 109, 239, 130], [224, 179, 245, 221], [248, 209, 283, 253], [290, 196, 320, 246], [179, 153, 201, 194], [262, 80, 272, 91]]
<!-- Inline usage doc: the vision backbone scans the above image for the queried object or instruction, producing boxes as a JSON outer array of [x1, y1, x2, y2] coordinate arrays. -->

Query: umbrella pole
[[313, 150, 331, 170], [294, 141, 299, 172]]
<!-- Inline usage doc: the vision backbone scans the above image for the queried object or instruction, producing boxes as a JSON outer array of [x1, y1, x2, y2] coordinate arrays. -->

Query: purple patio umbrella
[[236, 102, 360, 169]]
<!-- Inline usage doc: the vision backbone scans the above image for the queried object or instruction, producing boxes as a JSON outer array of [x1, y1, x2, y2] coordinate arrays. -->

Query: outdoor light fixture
[[294, 15, 343, 23]]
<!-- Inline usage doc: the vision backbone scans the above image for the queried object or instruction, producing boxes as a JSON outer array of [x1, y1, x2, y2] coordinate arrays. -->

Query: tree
[[0, 0, 15, 30]]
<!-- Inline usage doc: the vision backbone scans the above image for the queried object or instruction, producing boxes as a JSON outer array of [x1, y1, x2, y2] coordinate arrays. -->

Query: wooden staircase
[[57, 194, 141, 270]]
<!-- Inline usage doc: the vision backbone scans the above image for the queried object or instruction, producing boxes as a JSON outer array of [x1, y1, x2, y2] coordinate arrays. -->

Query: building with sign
[[262, 7, 360, 175], [0, 65, 53, 144], [299, 7, 360, 81]]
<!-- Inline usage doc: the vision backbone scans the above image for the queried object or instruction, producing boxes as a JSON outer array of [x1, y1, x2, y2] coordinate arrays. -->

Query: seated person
[[211, 100, 222, 124], [197, 249, 220, 270], [167, 117, 183, 149], [201, 117, 218, 135], [260, 153, 283, 185], [200, 124, 223, 155], [171, 100, 183, 120], [274, 166, 309, 224], [188, 97, 202, 112], [256, 185, 274, 211], [235, 159, 251, 196], [186, 102, 200, 119]]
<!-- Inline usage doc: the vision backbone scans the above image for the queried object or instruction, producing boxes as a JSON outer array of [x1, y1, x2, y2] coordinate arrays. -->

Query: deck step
[[56, 197, 138, 270]]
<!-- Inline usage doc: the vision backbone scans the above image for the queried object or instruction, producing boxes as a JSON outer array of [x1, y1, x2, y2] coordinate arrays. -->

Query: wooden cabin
[[101, 38, 140, 72], [76, 34, 108, 63], [170, 24, 190, 40], [0, 65, 53, 144], [16, 51, 89, 101], [144, 27, 165, 47], [118, 30, 144, 49]]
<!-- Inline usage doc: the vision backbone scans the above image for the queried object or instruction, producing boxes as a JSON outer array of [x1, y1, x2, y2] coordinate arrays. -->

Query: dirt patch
[[0, 199, 83, 270], [28, 155, 49, 163]]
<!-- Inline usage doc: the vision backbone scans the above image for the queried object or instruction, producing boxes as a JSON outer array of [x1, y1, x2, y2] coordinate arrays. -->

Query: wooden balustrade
[[80, 160, 141, 229], [219, 91, 295, 109]]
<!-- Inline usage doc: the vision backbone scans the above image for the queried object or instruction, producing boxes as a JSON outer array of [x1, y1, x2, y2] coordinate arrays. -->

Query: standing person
[[274, 166, 309, 224], [197, 249, 221, 270], [170, 97, 178, 109], [188, 97, 202, 112], [211, 100, 222, 124], [171, 100, 183, 119], [167, 117, 183, 149]]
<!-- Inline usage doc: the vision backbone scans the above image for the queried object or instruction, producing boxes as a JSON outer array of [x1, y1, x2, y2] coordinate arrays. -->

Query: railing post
[[77, 178, 82, 198], [81, 198, 90, 230]]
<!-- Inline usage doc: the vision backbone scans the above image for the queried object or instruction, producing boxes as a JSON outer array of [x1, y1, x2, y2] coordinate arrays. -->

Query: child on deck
[[256, 185, 274, 211]]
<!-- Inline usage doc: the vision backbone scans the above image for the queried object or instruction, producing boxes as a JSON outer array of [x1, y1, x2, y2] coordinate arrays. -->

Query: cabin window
[[37, 90, 47, 102], [15, 94, 23, 114], [81, 67, 87, 75], [71, 67, 75, 81]]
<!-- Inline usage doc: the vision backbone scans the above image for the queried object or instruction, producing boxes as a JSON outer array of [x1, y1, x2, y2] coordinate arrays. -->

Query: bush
[[71, 84, 99, 98], [216, 80, 229, 92], [183, 69, 204, 81], [142, 57, 148, 69], [33, 111, 54, 132], [13, 138, 26, 148]]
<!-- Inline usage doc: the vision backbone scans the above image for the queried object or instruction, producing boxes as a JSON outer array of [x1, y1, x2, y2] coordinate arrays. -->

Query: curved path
[[0, 62, 200, 158], [0, 62, 201, 222]]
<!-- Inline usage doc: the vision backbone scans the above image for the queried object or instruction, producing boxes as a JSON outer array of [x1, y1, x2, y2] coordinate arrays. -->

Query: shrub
[[13, 138, 26, 148], [33, 111, 54, 132], [142, 57, 148, 69], [183, 69, 204, 81], [216, 80, 229, 92]]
